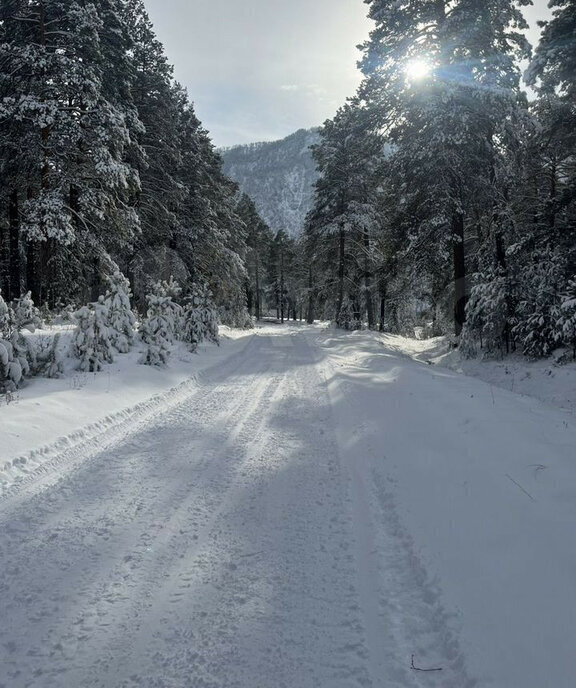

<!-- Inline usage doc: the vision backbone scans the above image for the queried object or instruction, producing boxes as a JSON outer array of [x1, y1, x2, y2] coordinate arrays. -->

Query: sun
[[405, 58, 432, 81]]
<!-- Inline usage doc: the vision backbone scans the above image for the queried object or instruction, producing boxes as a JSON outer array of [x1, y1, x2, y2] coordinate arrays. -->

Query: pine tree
[[236, 194, 273, 320], [460, 268, 512, 357], [71, 298, 115, 372], [13, 292, 42, 333], [358, 0, 531, 336], [154, 277, 183, 342], [306, 103, 383, 328], [104, 270, 136, 353], [0, 289, 25, 391], [121, 0, 184, 300], [559, 278, 576, 358], [176, 102, 250, 321], [526, 0, 576, 101], [513, 248, 564, 358], [0, 0, 142, 306], [138, 284, 178, 366], [180, 282, 219, 352]]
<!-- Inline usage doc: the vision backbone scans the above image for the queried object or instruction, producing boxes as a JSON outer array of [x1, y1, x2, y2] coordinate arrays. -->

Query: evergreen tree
[[559, 278, 576, 357], [306, 103, 383, 328], [104, 270, 136, 353], [13, 292, 42, 333], [0, 289, 21, 391], [180, 282, 219, 352], [0, 0, 142, 306], [513, 248, 564, 358], [359, 0, 531, 335], [236, 194, 273, 320], [154, 277, 183, 343], [138, 282, 179, 366], [71, 298, 115, 372], [121, 0, 184, 298]]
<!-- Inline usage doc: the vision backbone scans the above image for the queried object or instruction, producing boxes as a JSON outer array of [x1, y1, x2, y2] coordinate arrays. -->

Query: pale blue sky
[[144, 0, 552, 148]]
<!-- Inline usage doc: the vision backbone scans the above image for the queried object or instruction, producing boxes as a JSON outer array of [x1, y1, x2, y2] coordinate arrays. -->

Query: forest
[[305, 0, 576, 360], [0, 0, 284, 387], [1, 0, 576, 395]]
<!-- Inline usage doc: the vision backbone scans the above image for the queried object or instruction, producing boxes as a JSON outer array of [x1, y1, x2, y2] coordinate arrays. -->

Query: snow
[[1, 324, 576, 687], [381, 332, 576, 413], [320, 328, 576, 688], [0, 325, 253, 490]]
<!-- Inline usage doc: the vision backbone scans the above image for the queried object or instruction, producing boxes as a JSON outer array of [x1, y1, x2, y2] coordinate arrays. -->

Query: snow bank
[[0, 325, 254, 493], [372, 331, 576, 413]]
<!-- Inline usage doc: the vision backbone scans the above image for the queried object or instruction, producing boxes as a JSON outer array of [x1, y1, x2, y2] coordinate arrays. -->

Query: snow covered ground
[[1, 323, 575, 687], [379, 331, 576, 413], [0, 325, 252, 491]]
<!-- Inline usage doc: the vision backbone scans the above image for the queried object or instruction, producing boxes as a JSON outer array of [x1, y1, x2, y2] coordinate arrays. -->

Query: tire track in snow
[[0, 335, 280, 687], [89, 332, 374, 688], [321, 349, 477, 688], [0, 333, 259, 508], [0, 328, 476, 688]]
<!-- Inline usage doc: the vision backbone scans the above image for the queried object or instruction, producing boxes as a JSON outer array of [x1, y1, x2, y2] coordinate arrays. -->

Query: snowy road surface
[[1, 326, 576, 688]]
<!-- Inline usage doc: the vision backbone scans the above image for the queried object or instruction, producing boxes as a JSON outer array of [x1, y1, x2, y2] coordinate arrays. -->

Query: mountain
[[220, 128, 320, 238]]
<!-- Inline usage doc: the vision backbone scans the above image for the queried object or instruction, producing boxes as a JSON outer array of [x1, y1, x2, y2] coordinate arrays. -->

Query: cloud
[[144, 0, 552, 147]]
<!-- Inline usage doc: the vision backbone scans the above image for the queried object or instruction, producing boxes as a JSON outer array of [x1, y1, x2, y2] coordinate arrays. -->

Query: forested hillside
[[221, 129, 319, 238]]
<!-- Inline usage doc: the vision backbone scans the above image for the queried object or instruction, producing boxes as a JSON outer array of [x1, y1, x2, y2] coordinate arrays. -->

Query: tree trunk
[[335, 225, 345, 326], [246, 284, 253, 316], [8, 190, 21, 301], [90, 255, 100, 302], [42, 238, 55, 307], [255, 257, 261, 320], [378, 278, 387, 332], [363, 228, 374, 329], [307, 264, 315, 324], [280, 245, 285, 324], [38, 0, 52, 305], [452, 210, 467, 336], [26, 241, 42, 305]]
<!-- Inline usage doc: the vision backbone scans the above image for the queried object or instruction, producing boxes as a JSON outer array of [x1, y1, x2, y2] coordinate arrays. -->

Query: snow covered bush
[[104, 270, 136, 353], [155, 277, 183, 342], [0, 338, 23, 393], [71, 298, 115, 372], [0, 291, 12, 344], [513, 251, 564, 359], [180, 283, 219, 352], [0, 291, 16, 391], [10, 291, 43, 372], [0, 290, 42, 391], [218, 292, 252, 329], [138, 280, 182, 366], [558, 278, 576, 359], [52, 302, 77, 325], [34, 333, 65, 379], [337, 296, 362, 331], [139, 295, 172, 367], [461, 270, 511, 358], [13, 292, 42, 333]]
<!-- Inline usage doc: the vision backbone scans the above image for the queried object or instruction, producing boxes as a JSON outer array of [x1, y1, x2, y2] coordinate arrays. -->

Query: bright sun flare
[[405, 58, 432, 81]]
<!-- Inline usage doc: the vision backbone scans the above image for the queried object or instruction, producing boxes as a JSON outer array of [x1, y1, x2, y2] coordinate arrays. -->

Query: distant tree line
[[303, 0, 576, 358]]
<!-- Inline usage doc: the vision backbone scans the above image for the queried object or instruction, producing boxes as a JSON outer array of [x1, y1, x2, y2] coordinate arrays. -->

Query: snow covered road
[[1, 326, 575, 687]]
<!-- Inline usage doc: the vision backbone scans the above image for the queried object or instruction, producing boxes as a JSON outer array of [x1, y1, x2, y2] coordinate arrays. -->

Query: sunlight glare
[[405, 58, 432, 81]]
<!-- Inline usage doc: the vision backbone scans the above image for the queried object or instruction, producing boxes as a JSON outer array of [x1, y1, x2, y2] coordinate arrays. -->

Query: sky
[[144, 0, 553, 148]]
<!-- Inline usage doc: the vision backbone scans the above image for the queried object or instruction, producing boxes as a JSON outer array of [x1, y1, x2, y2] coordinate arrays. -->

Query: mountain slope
[[221, 128, 320, 238]]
